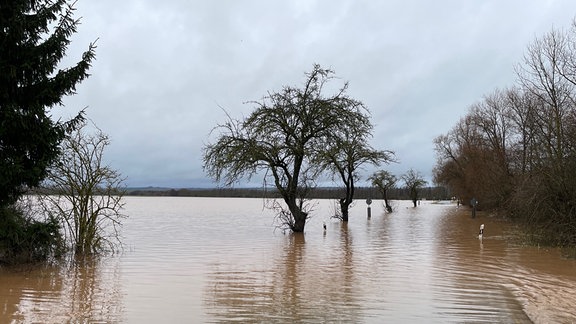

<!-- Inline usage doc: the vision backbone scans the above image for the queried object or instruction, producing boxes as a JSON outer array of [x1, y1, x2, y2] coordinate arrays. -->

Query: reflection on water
[[205, 227, 363, 323], [0, 257, 123, 323], [1, 197, 576, 323]]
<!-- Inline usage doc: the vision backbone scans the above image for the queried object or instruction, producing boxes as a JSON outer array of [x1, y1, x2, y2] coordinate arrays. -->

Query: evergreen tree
[[0, 0, 95, 207]]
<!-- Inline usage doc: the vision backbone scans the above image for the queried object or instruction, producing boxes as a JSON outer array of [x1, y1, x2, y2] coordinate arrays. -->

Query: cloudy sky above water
[[56, 0, 576, 188]]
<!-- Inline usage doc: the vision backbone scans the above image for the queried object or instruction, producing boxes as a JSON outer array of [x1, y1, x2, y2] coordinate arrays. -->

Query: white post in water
[[366, 198, 372, 218], [478, 224, 484, 240]]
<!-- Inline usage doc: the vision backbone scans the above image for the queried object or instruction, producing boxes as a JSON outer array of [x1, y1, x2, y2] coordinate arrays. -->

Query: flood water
[[1, 197, 576, 323]]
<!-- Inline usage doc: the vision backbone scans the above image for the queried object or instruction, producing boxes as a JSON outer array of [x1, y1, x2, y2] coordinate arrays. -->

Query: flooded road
[[1, 197, 576, 323]]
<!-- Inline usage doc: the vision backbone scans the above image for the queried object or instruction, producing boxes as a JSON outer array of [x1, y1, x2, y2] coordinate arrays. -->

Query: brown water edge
[[0, 198, 576, 323], [433, 205, 576, 323]]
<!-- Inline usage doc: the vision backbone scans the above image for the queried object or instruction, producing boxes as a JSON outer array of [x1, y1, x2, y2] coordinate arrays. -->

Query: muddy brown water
[[1, 197, 575, 323]]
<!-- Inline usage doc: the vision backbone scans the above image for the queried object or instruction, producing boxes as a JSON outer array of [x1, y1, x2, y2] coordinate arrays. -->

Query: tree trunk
[[284, 192, 308, 232], [292, 211, 307, 232], [411, 188, 418, 207], [340, 198, 350, 222], [383, 190, 392, 213], [340, 176, 354, 222], [385, 202, 392, 213]]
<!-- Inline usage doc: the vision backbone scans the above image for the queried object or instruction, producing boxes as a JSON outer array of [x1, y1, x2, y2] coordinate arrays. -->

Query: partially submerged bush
[[0, 204, 63, 264]]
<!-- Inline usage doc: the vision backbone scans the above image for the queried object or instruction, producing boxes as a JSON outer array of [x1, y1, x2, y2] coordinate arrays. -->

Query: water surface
[[1, 197, 575, 323]]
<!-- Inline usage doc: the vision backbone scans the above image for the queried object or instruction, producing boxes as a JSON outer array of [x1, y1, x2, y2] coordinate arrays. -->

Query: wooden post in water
[[366, 198, 372, 218]]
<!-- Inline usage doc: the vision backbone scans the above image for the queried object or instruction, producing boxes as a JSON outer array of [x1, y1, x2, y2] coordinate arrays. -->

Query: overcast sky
[[56, 0, 576, 188]]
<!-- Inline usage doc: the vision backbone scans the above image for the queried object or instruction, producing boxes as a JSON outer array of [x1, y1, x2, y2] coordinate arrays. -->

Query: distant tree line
[[434, 20, 576, 246], [125, 186, 451, 201]]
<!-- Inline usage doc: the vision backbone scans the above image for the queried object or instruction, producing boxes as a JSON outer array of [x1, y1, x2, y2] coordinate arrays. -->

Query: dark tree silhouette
[[0, 0, 95, 262], [0, 0, 95, 207]]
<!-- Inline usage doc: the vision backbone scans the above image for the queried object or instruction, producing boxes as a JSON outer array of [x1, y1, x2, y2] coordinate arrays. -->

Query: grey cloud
[[54, 0, 576, 187]]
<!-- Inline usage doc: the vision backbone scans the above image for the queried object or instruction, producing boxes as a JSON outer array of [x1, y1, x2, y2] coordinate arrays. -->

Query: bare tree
[[401, 169, 427, 207], [203, 65, 372, 232], [41, 122, 126, 255], [368, 170, 397, 213], [316, 128, 394, 221], [516, 27, 574, 168], [433, 114, 484, 205], [504, 87, 539, 174], [511, 26, 576, 244]]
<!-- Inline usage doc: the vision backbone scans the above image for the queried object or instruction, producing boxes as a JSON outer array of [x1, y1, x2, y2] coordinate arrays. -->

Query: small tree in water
[[369, 170, 397, 213], [402, 169, 427, 207], [203, 65, 372, 232], [316, 130, 394, 221], [41, 122, 126, 255]]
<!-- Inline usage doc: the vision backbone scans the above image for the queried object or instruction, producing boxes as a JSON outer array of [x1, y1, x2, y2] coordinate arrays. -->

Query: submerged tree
[[0, 200, 62, 263], [369, 170, 397, 213], [315, 116, 394, 221], [402, 169, 427, 207], [203, 64, 373, 232], [41, 122, 126, 255], [325, 138, 393, 222]]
